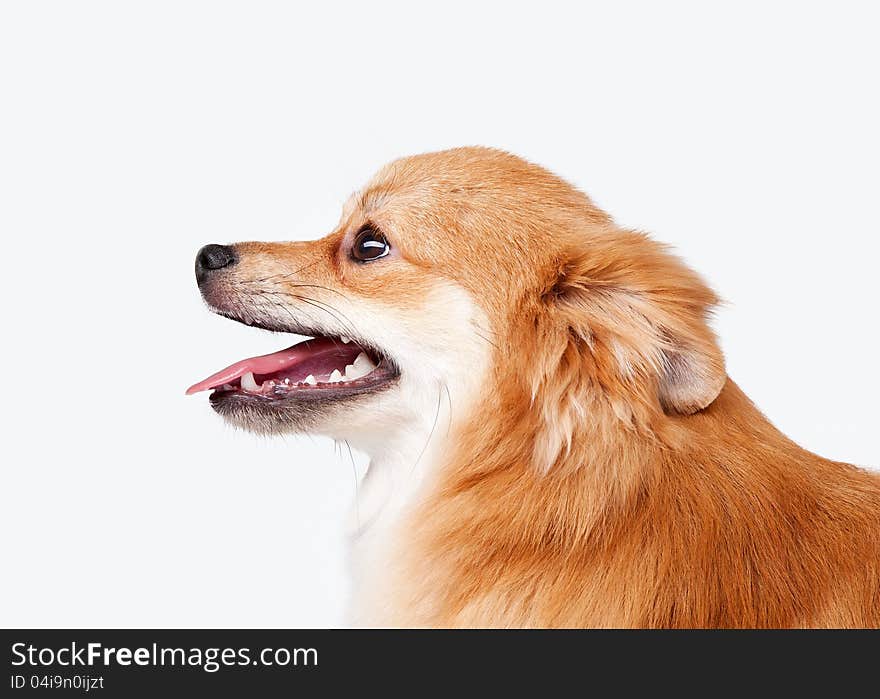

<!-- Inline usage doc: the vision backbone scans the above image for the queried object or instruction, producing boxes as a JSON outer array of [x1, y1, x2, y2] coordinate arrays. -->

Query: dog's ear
[[546, 231, 726, 417], [654, 329, 726, 415]]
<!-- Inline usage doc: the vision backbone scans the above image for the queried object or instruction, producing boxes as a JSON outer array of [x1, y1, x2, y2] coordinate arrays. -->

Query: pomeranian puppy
[[189, 147, 879, 627]]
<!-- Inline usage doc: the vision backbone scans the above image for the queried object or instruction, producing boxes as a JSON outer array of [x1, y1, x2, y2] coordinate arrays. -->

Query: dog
[[188, 147, 880, 627]]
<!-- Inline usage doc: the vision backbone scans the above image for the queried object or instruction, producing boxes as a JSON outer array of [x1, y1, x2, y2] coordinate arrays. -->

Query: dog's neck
[[343, 395, 454, 625], [348, 419, 448, 537], [342, 378, 658, 625]]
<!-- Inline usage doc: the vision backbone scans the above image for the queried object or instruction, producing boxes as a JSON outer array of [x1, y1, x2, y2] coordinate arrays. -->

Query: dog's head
[[189, 147, 725, 466]]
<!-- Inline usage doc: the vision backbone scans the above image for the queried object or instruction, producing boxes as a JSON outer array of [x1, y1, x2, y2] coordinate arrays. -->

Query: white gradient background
[[1, 2, 877, 628]]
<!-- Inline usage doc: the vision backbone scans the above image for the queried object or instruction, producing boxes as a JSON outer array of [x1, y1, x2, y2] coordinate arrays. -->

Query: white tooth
[[283, 377, 291, 385], [329, 369, 344, 383], [340, 336, 351, 344], [303, 374, 317, 386], [352, 352, 377, 374], [241, 371, 260, 392], [344, 362, 369, 381]]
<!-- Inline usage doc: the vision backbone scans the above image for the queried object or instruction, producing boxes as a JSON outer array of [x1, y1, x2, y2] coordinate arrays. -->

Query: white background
[[1, 2, 877, 628]]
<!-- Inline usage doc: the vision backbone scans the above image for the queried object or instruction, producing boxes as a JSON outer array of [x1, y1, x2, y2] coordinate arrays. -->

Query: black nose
[[195, 244, 236, 284]]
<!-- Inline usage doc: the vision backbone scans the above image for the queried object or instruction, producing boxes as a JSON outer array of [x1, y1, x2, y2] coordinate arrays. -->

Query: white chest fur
[[344, 429, 445, 626]]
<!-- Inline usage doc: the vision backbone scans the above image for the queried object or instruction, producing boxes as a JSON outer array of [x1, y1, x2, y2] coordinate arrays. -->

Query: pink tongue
[[186, 338, 333, 395]]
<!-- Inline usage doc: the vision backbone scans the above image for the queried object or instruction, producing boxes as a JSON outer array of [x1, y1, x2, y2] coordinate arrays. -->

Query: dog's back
[[402, 380, 880, 628]]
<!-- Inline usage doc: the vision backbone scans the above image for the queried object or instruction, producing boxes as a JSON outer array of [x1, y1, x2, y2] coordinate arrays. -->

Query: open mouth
[[187, 334, 399, 404]]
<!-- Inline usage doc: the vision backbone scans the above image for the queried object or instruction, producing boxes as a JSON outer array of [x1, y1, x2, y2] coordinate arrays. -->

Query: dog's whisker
[[287, 295, 361, 339], [473, 328, 501, 352], [442, 380, 453, 438], [244, 288, 362, 340], [241, 259, 324, 284], [410, 382, 443, 477], [344, 440, 360, 529], [235, 280, 353, 302]]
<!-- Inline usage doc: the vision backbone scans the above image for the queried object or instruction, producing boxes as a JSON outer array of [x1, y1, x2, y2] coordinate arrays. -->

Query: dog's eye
[[351, 226, 390, 262]]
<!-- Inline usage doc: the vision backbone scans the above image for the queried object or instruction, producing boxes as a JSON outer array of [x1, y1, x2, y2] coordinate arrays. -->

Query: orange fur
[[215, 147, 880, 627]]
